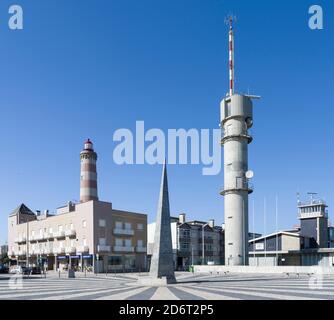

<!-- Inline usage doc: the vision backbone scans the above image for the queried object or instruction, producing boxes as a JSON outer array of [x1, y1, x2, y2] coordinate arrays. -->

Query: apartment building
[[7, 139, 147, 272], [148, 214, 225, 270], [0, 245, 8, 255]]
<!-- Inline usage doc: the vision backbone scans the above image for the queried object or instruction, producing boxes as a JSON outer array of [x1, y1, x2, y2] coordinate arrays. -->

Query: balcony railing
[[198, 238, 214, 244], [97, 245, 111, 252], [15, 237, 27, 243], [220, 180, 254, 195], [221, 128, 253, 144], [35, 234, 45, 241], [113, 228, 135, 236], [54, 231, 66, 239], [56, 247, 65, 254], [77, 245, 89, 253], [65, 247, 76, 254], [17, 250, 27, 256], [113, 246, 135, 253], [43, 248, 54, 255], [46, 232, 54, 239], [298, 199, 327, 207], [65, 230, 76, 237], [136, 246, 147, 253]]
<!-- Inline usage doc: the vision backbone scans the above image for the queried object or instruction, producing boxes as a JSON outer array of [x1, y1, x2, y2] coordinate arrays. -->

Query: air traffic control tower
[[220, 17, 259, 266]]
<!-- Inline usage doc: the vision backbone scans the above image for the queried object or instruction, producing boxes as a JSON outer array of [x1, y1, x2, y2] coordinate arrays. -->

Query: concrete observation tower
[[220, 17, 260, 266]]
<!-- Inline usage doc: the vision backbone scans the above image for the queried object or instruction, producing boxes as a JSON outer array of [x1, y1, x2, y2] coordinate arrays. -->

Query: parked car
[[0, 265, 9, 274], [22, 267, 32, 275], [9, 265, 23, 274], [9, 266, 31, 275], [31, 267, 41, 275]]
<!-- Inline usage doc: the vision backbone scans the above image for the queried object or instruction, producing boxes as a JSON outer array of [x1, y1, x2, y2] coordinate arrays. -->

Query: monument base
[[137, 276, 176, 286]]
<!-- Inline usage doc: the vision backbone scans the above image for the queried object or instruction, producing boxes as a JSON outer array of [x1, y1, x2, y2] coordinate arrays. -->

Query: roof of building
[[9, 204, 35, 217], [249, 231, 303, 243]]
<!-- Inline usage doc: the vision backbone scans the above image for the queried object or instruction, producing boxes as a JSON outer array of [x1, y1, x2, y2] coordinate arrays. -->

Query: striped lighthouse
[[80, 139, 98, 203]]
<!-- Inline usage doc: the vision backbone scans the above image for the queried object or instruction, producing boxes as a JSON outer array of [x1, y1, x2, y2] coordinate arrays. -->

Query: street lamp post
[[202, 223, 209, 265], [26, 218, 29, 267]]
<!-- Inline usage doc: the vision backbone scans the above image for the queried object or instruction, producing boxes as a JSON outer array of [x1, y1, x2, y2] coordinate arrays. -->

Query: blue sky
[[0, 0, 333, 244]]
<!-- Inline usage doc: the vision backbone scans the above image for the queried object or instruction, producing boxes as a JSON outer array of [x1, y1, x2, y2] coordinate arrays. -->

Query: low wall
[[193, 265, 334, 275]]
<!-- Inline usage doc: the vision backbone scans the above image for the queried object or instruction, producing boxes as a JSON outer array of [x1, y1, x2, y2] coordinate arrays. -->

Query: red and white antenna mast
[[226, 15, 236, 97]]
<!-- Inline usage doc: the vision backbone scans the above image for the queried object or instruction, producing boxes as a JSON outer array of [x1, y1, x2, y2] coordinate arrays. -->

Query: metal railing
[[221, 180, 254, 194], [113, 228, 135, 236], [113, 246, 135, 253], [298, 199, 327, 207], [97, 245, 111, 252], [65, 229, 76, 237]]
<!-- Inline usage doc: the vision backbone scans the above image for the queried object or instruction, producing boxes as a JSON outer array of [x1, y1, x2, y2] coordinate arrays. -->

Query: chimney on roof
[[179, 213, 186, 224], [208, 219, 215, 228]]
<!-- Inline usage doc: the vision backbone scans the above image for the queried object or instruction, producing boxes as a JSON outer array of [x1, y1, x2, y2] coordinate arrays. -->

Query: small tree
[[0, 253, 10, 265]]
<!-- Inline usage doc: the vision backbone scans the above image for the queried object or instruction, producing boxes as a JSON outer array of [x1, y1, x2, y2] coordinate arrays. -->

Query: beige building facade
[[7, 139, 147, 272], [8, 201, 147, 272]]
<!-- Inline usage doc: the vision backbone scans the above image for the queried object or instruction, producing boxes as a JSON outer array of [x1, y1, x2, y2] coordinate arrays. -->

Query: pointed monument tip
[[162, 158, 167, 172]]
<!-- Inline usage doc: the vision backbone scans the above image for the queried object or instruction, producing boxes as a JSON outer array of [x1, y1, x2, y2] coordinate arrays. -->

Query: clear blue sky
[[0, 0, 333, 244]]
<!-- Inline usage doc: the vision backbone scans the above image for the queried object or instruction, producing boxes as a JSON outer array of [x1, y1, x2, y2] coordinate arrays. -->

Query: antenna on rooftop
[[307, 192, 318, 203], [224, 14, 237, 96]]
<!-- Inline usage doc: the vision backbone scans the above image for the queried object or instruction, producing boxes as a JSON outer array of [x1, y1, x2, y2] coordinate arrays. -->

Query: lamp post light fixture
[[202, 223, 209, 265]]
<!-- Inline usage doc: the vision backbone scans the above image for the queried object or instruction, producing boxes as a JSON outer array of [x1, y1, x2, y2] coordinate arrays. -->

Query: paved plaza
[[0, 272, 334, 300]]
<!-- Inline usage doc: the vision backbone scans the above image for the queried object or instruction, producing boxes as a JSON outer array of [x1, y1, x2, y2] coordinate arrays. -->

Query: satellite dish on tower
[[245, 170, 254, 179]]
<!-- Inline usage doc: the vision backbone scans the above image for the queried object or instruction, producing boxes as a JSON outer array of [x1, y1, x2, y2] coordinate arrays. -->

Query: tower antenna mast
[[225, 15, 237, 97]]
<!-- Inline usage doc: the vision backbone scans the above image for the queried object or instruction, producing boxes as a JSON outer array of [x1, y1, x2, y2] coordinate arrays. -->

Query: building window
[[58, 225, 63, 232], [137, 240, 143, 247], [137, 223, 144, 230], [49, 227, 53, 234], [125, 239, 132, 247], [124, 256, 135, 269], [70, 223, 74, 230], [82, 220, 87, 228], [83, 238, 87, 246], [108, 256, 122, 266], [99, 238, 106, 246], [115, 238, 123, 246], [99, 219, 106, 227], [125, 222, 131, 230], [115, 221, 122, 229], [180, 229, 190, 238], [180, 243, 189, 250]]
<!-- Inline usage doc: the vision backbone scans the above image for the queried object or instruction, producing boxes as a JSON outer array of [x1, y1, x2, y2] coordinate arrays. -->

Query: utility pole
[[264, 197, 267, 265], [26, 218, 29, 267], [202, 223, 209, 265], [276, 195, 279, 266], [253, 200, 256, 264]]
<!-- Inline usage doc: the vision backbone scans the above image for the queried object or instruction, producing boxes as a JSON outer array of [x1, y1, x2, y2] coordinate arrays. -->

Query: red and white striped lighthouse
[[80, 139, 98, 203]]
